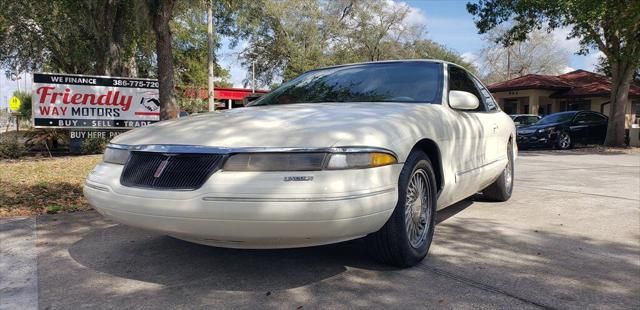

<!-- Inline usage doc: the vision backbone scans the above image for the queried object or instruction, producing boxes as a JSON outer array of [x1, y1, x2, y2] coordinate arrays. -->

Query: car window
[[537, 112, 576, 125], [526, 116, 539, 125], [250, 62, 443, 106], [448, 65, 485, 112], [582, 113, 607, 123], [470, 75, 499, 112], [574, 113, 605, 124]]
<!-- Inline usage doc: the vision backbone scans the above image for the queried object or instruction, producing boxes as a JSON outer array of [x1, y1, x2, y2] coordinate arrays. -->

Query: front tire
[[483, 142, 514, 202], [366, 150, 437, 267], [556, 131, 572, 149]]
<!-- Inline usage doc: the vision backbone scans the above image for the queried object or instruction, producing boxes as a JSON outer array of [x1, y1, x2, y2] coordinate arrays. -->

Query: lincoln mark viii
[[84, 60, 516, 267]]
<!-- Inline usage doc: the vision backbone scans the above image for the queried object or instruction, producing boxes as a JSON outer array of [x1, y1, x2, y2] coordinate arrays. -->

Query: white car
[[85, 60, 516, 267]]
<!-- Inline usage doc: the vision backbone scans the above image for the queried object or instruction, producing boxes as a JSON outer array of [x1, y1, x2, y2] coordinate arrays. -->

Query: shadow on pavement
[[66, 199, 477, 292], [68, 226, 395, 292]]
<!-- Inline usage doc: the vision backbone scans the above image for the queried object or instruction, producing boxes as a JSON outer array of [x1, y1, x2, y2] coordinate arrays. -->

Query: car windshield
[[250, 61, 443, 106], [536, 112, 576, 125]]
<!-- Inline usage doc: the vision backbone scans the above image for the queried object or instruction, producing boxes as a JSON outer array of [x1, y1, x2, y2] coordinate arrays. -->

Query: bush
[[81, 136, 109, 154], [13, 91, 32, 121], [0, 134, 26, 159], [24, 129, 70, 150]]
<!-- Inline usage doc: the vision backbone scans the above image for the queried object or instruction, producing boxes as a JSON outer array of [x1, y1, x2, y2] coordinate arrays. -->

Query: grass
[[0, 155, 101, 217]]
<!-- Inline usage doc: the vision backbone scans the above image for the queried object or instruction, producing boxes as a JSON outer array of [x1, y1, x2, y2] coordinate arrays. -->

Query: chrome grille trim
[[120, 152, 224, 191], [108, 144, 398, 158]]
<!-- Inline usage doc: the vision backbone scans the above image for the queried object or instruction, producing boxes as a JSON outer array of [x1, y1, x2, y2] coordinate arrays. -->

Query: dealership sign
[[33, 73, 160, 128]]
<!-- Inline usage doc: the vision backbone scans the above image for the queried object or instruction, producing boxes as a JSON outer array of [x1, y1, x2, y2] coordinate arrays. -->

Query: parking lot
[[1, 150, 639, 309]]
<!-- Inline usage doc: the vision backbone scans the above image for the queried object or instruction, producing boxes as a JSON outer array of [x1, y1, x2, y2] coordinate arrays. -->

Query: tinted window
[[526, 116, 540, 125], [470, 75, 499, 111], [448, 66, 483, 111], [250, 62, 443, 106], [537, 112, 577, 125], [575, 113, 606, 124]]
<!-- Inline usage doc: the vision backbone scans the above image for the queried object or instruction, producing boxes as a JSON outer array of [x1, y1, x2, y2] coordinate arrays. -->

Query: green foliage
[[12, 91, 32, 120], [46, 205, 62, 214], [171, 4, 232, 87], [81, 136, 109, 155], [0, 1, 154, 76], [177, 97, 206, 113], [0, 134, 25, 159]]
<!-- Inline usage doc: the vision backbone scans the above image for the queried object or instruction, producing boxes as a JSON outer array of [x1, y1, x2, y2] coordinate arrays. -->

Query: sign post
[[8, 96, 22, 132]]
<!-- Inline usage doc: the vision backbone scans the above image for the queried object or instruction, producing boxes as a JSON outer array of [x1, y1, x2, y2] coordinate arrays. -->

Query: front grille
[[120, 152, 224, 190]]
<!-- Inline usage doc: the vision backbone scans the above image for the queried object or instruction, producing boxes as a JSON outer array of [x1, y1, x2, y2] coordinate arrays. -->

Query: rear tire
[[483, 142, 514, 202], [366, 150, 437, 267]]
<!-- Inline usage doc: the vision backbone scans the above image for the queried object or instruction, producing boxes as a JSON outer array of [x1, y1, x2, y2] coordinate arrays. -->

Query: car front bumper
[[516, 132, 558, 148], [84, 162, 401, 248]]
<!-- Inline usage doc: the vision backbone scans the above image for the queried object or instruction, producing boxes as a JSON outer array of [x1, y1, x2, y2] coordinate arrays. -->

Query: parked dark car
[[516, 111, 608, 149], [511, 114, 541, 127]]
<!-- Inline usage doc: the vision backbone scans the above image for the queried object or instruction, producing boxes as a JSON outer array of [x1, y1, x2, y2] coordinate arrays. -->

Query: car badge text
[[283, 176, 314, 182]]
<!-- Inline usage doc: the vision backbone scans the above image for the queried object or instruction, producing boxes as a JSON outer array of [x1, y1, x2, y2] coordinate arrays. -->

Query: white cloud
[[401, 3, 428, 27], [562, 66, 576, 73], [461, 52, 477, 64], [550, 27, 581, 54], [585, 51, 605, 71]]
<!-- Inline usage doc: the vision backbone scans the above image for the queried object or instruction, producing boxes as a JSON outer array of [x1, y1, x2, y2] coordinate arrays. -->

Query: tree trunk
[[150, 0, 178, 120], [605, 60, 634, 147]]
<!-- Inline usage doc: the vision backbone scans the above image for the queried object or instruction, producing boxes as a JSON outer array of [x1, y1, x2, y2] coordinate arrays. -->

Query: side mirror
[[449, 90, 479, 110], [514, 121, 521, 125]]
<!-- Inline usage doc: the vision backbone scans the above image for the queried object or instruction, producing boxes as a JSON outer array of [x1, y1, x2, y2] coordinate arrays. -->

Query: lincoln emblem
[[153, 158, 170, 178]]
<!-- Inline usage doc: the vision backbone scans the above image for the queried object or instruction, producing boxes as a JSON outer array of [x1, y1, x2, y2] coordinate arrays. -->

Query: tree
[[0, 0, 151, 77], [343, 0, 424, 62], [478, 27, 570, 83], [242, 0, 475, 86], [467, 0, 640, 147], [171, 3, 232, 87], [147, 0, 178, 120]]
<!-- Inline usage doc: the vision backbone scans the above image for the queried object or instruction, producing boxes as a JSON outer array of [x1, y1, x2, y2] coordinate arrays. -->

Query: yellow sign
[[8, 96, 21, 112]]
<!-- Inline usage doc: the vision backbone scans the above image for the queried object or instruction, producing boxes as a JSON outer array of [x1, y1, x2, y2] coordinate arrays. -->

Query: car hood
[[111, 102, 424, 150]]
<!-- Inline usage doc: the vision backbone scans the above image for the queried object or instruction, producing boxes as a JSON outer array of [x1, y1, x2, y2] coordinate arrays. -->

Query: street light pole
[[252, 61, 256, 93], [207, 0, 215, 112]]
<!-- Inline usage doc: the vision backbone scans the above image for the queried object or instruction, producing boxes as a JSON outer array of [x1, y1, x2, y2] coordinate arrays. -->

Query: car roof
[[510, 114, 539, 117], [307, 59, 456, 72]]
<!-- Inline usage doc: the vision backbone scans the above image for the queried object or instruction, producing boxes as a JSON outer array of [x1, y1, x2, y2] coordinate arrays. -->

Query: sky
[[217, 0, 602, 88], [1, 0, 603, 108]]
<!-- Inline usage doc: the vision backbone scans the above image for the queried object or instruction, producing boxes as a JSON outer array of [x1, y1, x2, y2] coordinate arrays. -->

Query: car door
[[446, 65, 499, 197], [583, 112, 608, 144], [569, 112, 591, 143]]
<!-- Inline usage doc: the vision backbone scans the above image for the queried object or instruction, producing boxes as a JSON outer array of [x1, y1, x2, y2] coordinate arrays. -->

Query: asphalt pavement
[[1, 150, 639, 309]]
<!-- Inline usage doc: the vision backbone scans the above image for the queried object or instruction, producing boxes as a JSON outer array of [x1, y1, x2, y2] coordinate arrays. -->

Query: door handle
[[492, 124, 498, 133]]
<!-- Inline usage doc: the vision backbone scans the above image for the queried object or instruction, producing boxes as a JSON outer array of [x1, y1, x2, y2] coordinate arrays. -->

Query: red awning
[[178, 86, 269, 101]]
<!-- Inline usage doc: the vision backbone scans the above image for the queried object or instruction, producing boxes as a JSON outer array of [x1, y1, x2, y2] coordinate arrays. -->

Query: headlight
[[223, 153, 327, 171], [223, 150, 397, 171], [325, 152, 396, 169], [103, 146, 130, 165], [536, 127, 556, 134]]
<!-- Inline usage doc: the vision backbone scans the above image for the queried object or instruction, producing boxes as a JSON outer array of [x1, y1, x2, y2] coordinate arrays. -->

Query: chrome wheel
[[559, 132, 571, 149], [504, 146, 513, 192], [404, 169, 431, 248]]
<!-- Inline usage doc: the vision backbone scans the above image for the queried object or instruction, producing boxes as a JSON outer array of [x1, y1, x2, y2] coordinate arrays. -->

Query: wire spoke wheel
[[559, 132, 571, 149], [404, 169, 431, 248], [504, 146, 513, 192]]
